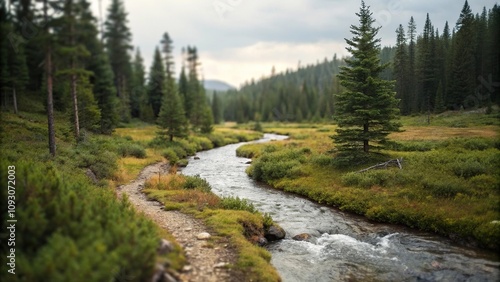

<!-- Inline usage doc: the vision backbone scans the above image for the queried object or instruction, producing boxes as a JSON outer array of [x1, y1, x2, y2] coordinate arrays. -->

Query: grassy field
[[237, 109, 500, 250]]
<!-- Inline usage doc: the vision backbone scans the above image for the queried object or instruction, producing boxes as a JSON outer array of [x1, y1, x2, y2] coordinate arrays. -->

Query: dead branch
[[357, 158, 403, 173]]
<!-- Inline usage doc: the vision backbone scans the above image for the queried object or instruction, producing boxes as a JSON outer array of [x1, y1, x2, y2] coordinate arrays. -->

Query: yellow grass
[[114, 126, 158, 141], [390, 126, 499, 140], [112, 148, 163, 185]]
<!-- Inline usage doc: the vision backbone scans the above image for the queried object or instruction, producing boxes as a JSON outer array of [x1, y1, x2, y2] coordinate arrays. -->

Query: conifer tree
[[212, 91, 221, 124], [178, 66, 189, 116], [147, 47, 165, 118], [57, 0, 94, 139], [334, 1, 400, 154], [0, 2, 9, 110], [394, 24, 409, 114], [157, 77, 187, 141], [130, 48, 145, 118], [104, 0, 132, 121], [449, 0, 476, 109], [407, 16, 418, 113]]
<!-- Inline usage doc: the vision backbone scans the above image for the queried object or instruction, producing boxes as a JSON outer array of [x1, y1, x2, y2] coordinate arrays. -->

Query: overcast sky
[[91, 0, 493, 88]]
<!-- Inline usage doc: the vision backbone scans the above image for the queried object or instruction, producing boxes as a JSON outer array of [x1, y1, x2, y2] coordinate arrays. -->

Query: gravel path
[[117, 162, 238, 282]]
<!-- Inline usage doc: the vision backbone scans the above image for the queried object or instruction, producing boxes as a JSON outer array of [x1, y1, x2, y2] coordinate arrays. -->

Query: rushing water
[[181, 134, 500, 282]]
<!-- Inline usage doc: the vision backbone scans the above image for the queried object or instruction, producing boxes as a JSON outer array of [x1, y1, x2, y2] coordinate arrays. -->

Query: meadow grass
[[239, 110, 500, 250]]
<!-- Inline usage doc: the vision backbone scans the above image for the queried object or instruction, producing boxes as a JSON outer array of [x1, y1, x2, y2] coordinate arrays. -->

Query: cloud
[[200, 40, 349, 87], [92, 0, 495, 87]]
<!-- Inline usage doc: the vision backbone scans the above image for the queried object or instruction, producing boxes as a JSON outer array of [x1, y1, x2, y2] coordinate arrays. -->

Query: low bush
[[0, 161, 159, 281], [341, 170, 394, 188], [162, 149, 179, 165], [422, 177, 469, 198], [451, 160, 487, 179], [220, 196, 257, 213], [117, 143, 147, 158], [183, 175, 212, 192]]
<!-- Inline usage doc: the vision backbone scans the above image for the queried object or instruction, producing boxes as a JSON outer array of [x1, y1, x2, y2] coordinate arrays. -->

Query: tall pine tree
[[103, 0, 132, 121], [334, 1, 400, 154], [449, 0, 476, 109], [393, 24, 409, 114], [147, 47, 165, 118]]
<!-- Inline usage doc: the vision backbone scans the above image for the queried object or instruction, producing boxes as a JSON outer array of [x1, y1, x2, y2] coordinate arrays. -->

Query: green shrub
[[451, 160, 486, 179], [422, 177, 469, 198], [342, 170, 394, 188], [207, 133, 226, 147], [118, 143, 147, 158], [171, 145, 188, 158], [0, 161, 159, 281], [190, 136, 214, 150], [162, 149, 179, 165], [312, 154, 334, 167], [262, 213, 274, 229], [183, 175, 212, 192], [220, 196, 257, 213]]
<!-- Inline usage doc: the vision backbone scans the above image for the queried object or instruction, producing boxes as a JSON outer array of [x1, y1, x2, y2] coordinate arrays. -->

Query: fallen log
[[357, 158, 403, 173]]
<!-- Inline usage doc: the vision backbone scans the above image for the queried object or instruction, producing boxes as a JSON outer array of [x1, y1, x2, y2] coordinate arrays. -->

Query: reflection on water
[[181, 134, 500, 282]]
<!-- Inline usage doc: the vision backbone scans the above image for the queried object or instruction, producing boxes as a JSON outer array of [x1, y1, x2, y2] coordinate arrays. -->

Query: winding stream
[[181, 134, 500, 281]]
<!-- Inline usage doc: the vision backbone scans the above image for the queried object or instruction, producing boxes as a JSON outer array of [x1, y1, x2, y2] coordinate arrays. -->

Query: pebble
[[196, 232, 211, 240], [214, 262, 228, 268]]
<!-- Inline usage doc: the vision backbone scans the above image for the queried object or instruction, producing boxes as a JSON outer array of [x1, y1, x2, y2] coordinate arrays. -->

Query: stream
[[180, 134, 500, 282]]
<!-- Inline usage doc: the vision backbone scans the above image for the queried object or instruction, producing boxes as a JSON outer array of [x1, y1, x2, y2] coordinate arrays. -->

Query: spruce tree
[[407, 16, 417, 113], [56, 0, 94, 139], [394, 24, 409, 114], [147, 47, 165, 118], [212, 91, 221, 124], [178, 66, 189, 116], [449, 0, 476, 109], [130, 48, 145, 118], [157, 77, 187, 141], [333, 1, 400, 154], [0, 3, 11, 111], [103, 0, 132, 121]]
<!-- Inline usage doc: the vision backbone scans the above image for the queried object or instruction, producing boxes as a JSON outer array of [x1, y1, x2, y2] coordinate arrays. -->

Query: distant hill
[[204, 79, 236, 92]]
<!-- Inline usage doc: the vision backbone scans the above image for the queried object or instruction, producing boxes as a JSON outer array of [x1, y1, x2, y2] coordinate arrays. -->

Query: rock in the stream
[[257, 236, 268, 246], [292, 233, 312, 242], [196, 232, 211, 240], [265, 224, 286, 241], [158, 239, 174, 255], [194, 156, 200, 160], [245, 160, 252, 164]]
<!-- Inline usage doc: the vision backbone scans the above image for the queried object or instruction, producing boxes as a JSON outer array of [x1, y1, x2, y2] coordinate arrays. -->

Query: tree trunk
[[44, 0, 56, 157], [363, 123, 369, 153], [12, 87, 18, 114], [70, 17, 80, 141], [71, 73, 79, 140], [47, 47, 56, 156]]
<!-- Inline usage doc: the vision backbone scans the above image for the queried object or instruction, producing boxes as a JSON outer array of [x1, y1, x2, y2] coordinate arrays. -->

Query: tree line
[[220, 1, 499, 122], [0, 0, 213, 155]]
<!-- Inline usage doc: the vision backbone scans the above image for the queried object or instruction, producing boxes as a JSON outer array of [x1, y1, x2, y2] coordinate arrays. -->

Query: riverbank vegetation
[[237, 109, 500, 251], [0, 97, 264, 280], [144, 174, 281, 282]]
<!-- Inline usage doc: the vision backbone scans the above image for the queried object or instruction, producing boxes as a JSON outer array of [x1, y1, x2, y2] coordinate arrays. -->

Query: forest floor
[[117, 161, 239, 282]]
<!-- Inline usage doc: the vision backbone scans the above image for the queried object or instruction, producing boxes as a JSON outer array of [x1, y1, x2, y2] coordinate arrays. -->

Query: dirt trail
[[117, 162, 237, 282]]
